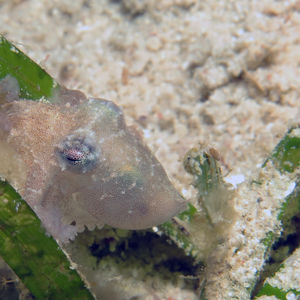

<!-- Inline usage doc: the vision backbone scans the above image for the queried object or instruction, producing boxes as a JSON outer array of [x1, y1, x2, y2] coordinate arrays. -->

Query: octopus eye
[[62, 143, 90, 164], [57, 137, 98, 173]]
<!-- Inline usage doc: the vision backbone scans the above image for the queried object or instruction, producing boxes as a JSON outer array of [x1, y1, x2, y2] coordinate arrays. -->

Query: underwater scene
[[0, 1, 299, 299]]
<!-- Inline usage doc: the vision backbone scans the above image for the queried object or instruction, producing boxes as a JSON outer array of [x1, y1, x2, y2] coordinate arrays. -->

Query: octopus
[[0, 75, 186, 243]]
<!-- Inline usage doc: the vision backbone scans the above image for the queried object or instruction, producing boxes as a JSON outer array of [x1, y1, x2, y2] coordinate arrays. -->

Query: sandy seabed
[[0, 0, 299, 299]]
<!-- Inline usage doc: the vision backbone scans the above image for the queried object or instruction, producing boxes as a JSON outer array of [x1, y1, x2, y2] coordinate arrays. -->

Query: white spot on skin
[[283, 182, 296, 198], [287, 292, 298, 300], [224, 174, 245, 189], [152, 226, 159, 232], [181, 188, 189, 198], [27, 188, 42, 195], [263, 209, 272, 217], [15, 202, 20, 212], [76, 24, 92, 32], [143, 129, 151, 139]]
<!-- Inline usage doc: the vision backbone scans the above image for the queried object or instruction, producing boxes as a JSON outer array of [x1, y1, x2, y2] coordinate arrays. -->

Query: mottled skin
[[0, 76, 186, 243]]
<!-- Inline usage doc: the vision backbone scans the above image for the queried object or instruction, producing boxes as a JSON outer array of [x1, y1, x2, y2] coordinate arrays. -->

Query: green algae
[[252, 126, 300, 299], [261, 231, 275, 248], [0, 181, 94, 300], [256, 283, 300, 299], [0, 36, 57, 100], [270, 127, 300, 173]]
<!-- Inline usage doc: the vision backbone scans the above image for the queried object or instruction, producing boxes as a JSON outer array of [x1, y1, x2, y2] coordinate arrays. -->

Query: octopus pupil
[[64, 148, 86, 162]]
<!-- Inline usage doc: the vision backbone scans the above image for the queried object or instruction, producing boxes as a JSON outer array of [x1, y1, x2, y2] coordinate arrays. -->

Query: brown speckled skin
[[0, 76, 186, 243]]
